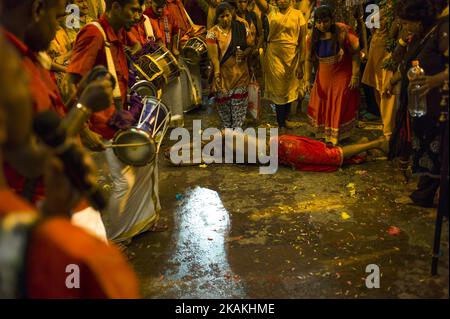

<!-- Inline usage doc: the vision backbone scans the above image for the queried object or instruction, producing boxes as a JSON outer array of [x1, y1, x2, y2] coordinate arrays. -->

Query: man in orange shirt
[[0, 34, 140, 299], [167, 0, 195, 43], [67, 0, 142, 144], [67, 0, 164, 247], [126, 0, 158, 48], [144, 0, 181, 55], [0, 0, 113, 204]]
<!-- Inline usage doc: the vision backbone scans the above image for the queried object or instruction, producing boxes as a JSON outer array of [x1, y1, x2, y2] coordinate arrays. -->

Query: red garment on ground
[[67, 15, 130, 140], [277, 135, 343, 172], [0, 188, 140, 299], [2, 30, 67, 203], [144, 7, 180, 48]]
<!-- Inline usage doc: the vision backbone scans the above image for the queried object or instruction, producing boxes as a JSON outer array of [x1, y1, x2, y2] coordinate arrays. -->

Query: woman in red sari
[[305, 5, 360, 145]]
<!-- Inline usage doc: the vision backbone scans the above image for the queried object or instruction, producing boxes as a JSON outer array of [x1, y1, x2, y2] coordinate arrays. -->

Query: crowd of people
[[0, 0, 448, 298]]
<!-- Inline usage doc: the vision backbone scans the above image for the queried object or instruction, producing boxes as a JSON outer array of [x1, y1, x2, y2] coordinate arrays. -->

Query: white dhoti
[[101, 146, 161, 243], [71, 207, 108, 243], [161, 59, 201, 121], [161, 75, 184, 119]]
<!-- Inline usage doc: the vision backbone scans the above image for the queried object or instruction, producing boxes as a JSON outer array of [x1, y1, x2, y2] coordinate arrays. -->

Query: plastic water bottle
[[236, 46, 242, 63], [407, 60, 427, 117]]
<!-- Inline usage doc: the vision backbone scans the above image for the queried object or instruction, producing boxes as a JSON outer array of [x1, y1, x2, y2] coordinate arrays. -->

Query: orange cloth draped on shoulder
[[127, 18, 148, 47], [2, 30, 67, 204], [206, 24, 250, 93], [307, 23, 360, 146], [127, 14, 157, 47], [144, 7, 180, 48], [0, 188, 140, 298], [67, 15, 130, 140]]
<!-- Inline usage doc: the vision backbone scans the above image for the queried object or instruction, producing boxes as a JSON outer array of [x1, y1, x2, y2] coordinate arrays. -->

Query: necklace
[[217, 25, 230, 36]]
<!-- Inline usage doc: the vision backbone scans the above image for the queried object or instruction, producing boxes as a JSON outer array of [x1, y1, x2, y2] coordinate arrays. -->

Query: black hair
[[214, 2, 234, 25], [310, 5, 338, 58], [434, 0, 449, 14], [105, 0, 143, 10], [151, 0, 167, 7], [226, 0, 238, 9], [0, 0, 54, 10], [396, 0, 440, 28]]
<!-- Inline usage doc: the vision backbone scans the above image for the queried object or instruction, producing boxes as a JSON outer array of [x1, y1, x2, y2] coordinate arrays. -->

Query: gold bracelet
[[398, 38, 407, 47]]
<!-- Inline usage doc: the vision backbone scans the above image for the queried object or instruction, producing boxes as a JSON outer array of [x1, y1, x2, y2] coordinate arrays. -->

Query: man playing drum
[[143, 0, 202, 125], [167, 0, 209, 112], [67, 0, 167, 250]]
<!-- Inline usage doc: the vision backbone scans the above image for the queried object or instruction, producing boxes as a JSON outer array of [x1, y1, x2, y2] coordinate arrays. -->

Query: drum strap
[[143, 14, 155, 41], [163, 16, 171, 46], [89, 22, 123, 109]]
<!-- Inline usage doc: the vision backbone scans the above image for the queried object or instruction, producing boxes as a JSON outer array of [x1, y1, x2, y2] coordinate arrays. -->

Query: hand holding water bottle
[[409, 73, 447, 99], [407, 60, 427, 117], [236, 46, 244, 64]]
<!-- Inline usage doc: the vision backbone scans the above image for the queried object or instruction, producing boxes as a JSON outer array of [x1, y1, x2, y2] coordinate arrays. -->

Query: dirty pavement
[[118, 102, 448, 299]]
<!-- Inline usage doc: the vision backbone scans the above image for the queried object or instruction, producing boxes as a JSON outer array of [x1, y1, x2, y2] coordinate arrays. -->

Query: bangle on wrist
[[398, 38, 407, 47]]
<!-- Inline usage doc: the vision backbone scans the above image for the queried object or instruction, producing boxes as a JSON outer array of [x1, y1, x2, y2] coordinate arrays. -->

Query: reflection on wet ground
[[128, 105, 449, 299], [163, 187, 245, 298]]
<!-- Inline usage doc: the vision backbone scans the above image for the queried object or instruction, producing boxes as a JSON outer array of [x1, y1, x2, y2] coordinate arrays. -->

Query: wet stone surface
[[126, 103, 449, 299]]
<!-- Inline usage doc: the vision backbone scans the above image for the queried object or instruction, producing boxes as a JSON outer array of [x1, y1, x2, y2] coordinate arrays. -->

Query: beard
[[24, 29, 53, 53]]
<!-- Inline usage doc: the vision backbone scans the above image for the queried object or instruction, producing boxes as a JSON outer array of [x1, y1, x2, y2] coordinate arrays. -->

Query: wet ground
[[126, 101, 449, 299]]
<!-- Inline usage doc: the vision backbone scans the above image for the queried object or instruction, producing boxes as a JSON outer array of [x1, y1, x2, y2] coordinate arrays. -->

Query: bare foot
[[115, 241, 136, 261], [376, 137, 390, 155], [357, 136, 370, 143], [148, 221, 169, 233]]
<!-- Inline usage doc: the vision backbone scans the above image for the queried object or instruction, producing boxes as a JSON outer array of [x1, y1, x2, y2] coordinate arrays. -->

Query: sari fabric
[[307, 23, 360, 145]]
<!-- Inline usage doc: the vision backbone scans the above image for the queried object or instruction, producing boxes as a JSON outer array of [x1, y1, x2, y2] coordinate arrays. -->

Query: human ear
[[30, 0, 45, 23]]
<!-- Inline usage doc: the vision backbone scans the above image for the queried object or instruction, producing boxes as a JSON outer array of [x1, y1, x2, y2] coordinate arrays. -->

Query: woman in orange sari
[[305, 5, 360, 145], [206, 2, 252, 128]]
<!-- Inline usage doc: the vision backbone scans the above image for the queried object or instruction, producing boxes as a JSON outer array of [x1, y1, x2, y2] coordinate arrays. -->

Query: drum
[[182, 36, 208, 65], [129, 80, 160, 99], [135, 46, 180, 89], [111, 97, 171, 167]]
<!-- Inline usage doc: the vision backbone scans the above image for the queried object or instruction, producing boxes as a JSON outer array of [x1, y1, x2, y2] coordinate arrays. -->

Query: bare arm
[[356, 5, 368, 60], [254, 0, 269, 14], [304, 33, 313, 90], [207, 34, 223, 91], [207, 41, 220, 76], [297, 23, 306, 78], [349, 30, 361, 89], [255, 12, 264, 51]]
